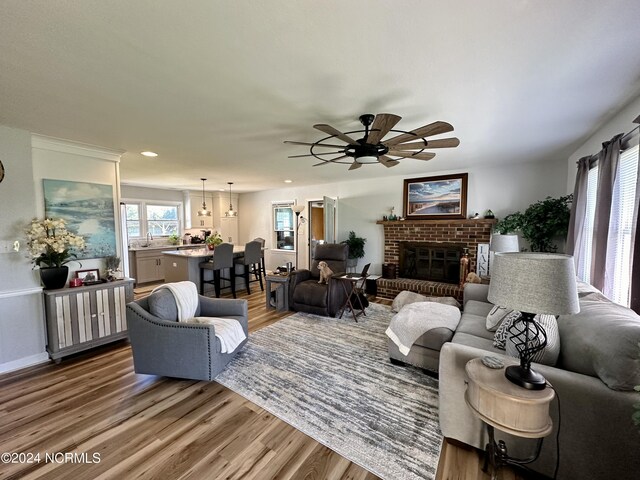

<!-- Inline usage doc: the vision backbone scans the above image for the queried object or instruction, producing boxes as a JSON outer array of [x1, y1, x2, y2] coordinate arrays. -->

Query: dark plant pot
[[40, 266, 69, 290], [207, 244, 215, 251]]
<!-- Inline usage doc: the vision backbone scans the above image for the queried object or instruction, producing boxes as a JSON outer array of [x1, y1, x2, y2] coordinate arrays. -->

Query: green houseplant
[[494, 195, 572, 252], [341, 231, 366, 267], [205, 231, 223, 250]]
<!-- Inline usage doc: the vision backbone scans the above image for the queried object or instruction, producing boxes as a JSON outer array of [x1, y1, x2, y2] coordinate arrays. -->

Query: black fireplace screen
[[399, 242, 463, 284]]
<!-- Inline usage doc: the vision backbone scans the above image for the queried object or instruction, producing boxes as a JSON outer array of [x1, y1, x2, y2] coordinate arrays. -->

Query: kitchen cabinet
[[43, 279, 134, 361], [132, 249, 165, 284], [190, 192, 216, 229]]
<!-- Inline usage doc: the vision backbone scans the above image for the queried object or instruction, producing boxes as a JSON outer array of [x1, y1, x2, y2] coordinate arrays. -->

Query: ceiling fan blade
[[348, 161, 362, 171], [284, 140, 348, 149], [312, 155, 348, 166], [388, 151, 436, 161], [378, 155, 399, 168], [391, 137, 460, 150], [313, 124, 358, 145], [384, 121, 454, 146], [366, 113, 402, 144], [288, 151, 344, 158]]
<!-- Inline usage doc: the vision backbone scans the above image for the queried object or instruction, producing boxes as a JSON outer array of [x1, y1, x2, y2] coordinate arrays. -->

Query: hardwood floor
[[0, 288, 524, 480]]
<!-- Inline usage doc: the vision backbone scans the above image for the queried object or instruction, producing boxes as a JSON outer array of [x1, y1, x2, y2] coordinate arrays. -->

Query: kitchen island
[[163, 246, 248, 291]]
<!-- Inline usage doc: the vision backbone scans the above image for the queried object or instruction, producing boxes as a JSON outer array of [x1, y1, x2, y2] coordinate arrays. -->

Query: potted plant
[[494, 195, 572, 252], [205, 231, 223, 250], [26, 218, 86, 289], [168, 234, 180, 245], [341, 231, 366, 268]]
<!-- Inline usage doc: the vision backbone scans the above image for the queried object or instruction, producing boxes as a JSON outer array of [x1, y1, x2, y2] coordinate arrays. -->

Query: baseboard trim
[[0, 353, 49, 375]]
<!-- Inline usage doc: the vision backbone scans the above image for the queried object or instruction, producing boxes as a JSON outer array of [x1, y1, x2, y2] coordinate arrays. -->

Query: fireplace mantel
[[376, 219, 496, 226]]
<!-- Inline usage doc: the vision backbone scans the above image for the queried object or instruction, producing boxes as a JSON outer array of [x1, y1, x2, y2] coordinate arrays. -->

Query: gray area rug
[[216, 303, 443, 480]]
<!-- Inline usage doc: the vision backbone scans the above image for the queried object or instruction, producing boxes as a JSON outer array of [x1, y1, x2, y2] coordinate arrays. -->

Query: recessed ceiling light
[[141, 151, 158, 157], [284, 179, 293, 183]]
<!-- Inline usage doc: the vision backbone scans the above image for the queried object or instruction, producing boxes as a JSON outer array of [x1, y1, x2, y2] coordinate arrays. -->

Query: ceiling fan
[[284, 113, 459, 170]]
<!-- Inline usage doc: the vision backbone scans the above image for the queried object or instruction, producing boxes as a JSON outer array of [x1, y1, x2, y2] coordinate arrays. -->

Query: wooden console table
[[43, 278, 134, 361]]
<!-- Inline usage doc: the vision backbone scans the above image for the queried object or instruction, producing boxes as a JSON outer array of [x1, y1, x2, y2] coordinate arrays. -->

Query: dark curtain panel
[[591, 133, 624, 292], [631, 144, 640, 313], [566, 156, 592, 266]]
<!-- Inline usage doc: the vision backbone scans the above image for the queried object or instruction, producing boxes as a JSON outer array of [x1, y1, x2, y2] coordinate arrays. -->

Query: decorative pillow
[[391, 290, 460, 313], [493, 311, 521, 349], [486, 306, 514, 332], [558, 292, 640, 391], [505, 314, 561, 366], [148, 289, 178, 321]]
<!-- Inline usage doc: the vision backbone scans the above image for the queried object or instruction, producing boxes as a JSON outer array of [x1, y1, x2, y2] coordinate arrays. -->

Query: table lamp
[[488, 252, 579, 390]]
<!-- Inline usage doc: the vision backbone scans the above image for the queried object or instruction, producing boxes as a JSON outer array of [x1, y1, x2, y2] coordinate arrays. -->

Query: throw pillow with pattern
[[493, 310, 521, 349]]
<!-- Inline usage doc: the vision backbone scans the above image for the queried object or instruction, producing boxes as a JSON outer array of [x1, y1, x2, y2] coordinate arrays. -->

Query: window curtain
[[631, 145, 640, 313], [566, 155, 592, 266], [591, 133, 624, 294]]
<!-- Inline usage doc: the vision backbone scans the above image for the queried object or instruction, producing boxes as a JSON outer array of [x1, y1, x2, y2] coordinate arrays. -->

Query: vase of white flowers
[[26, 218, 86, 289]]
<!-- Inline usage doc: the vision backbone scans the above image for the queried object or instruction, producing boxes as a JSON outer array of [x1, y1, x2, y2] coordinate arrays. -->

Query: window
[[123, 201, 181, 238], [273, 203, 295, 250], [578, 144, 638, 306], [147, 204, 179, 236]]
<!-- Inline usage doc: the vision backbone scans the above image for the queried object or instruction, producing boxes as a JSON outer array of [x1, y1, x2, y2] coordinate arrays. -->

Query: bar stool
[[253, 237, 267, 278], [234, 240, 264, 294], [199, 243, 236, 298]]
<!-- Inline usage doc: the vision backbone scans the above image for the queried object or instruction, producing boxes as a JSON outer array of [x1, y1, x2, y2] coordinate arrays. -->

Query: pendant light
[[225, 182, 238, 217], [198, 178, 211, 216]]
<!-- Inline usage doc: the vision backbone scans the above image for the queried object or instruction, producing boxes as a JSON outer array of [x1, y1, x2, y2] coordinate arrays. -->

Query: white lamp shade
[[490, 234, 519, 253], [488, 252, 580, 315], [292, 205, 305, 214]]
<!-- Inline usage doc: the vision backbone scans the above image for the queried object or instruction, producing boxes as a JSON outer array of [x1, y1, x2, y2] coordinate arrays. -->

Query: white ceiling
[[1, 0, 640, 193]]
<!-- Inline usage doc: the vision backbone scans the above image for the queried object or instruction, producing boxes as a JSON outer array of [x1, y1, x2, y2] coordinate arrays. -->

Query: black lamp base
[[505, 365, 547, 390]]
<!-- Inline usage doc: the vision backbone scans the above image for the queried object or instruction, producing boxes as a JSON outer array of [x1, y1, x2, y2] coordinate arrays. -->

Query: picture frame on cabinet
[[76, 268, 101, 284]]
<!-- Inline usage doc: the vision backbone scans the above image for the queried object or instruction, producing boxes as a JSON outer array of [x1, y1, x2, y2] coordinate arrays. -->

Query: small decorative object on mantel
[[469, 212, 480, 219], [484, 209, 495, 219], [388, 207, 398, 221], [26, 218, 86, 290]]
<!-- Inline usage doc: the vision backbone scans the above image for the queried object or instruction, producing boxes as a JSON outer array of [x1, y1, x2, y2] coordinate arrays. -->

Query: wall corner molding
[[31, 134, 124, 162]]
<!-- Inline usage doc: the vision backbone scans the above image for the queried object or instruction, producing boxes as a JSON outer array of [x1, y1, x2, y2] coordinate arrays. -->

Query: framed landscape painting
[[43, 179, 117, 259], [403, 173, 468, 220]]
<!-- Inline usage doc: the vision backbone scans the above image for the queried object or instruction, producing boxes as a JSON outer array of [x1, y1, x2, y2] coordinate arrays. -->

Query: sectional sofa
[[432, 282, 640, 479]]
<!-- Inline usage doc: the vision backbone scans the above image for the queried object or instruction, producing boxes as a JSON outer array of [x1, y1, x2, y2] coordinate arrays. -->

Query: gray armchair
[[289, 243, 349, 317], [126, 289, 248, 381]]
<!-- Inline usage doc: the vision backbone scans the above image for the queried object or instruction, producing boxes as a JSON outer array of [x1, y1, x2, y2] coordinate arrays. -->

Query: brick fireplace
[[376, 218, 495, 301]]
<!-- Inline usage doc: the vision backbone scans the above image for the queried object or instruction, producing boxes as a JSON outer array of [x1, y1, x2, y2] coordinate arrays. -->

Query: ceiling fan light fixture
[[357, 155, 378, 163], [225, 182, 238, 217], [198, 178, 211, 217]]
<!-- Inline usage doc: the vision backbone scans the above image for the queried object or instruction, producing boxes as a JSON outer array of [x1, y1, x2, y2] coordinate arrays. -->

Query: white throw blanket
[[385, 302, 461, 356], [189, 317, 247, 354], [152, 281, 199, 320]]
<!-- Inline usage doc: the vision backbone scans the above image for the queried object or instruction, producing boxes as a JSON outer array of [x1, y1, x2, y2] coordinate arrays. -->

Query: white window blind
[[577, 165, 599, 283], [606, 145, 639, 306]]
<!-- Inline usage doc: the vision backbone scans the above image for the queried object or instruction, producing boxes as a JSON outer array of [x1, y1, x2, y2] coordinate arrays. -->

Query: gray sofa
[[126, 290, 248, 381], [436, 283, 640, 479]]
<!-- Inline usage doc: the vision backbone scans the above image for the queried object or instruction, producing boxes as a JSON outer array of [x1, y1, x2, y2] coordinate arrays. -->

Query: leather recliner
[[289, 243, 349, 317]]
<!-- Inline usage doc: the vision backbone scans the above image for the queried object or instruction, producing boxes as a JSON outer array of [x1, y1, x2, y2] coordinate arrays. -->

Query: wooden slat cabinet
[[43, 279, 134, 361]]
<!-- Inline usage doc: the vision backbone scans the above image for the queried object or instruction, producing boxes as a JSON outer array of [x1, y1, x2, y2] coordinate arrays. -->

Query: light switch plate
[[0, 240, 19, 254]]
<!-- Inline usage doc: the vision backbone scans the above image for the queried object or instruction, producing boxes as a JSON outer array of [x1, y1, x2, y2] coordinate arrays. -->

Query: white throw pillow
[[486, 305, 514, 332]]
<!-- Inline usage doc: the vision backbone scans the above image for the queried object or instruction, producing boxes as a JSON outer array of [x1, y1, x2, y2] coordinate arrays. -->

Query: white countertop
[[128, 244, 204, 252]]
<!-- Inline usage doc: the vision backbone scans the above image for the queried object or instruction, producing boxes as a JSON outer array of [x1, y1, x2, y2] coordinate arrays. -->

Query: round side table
[[464, 357, 555, 479]]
